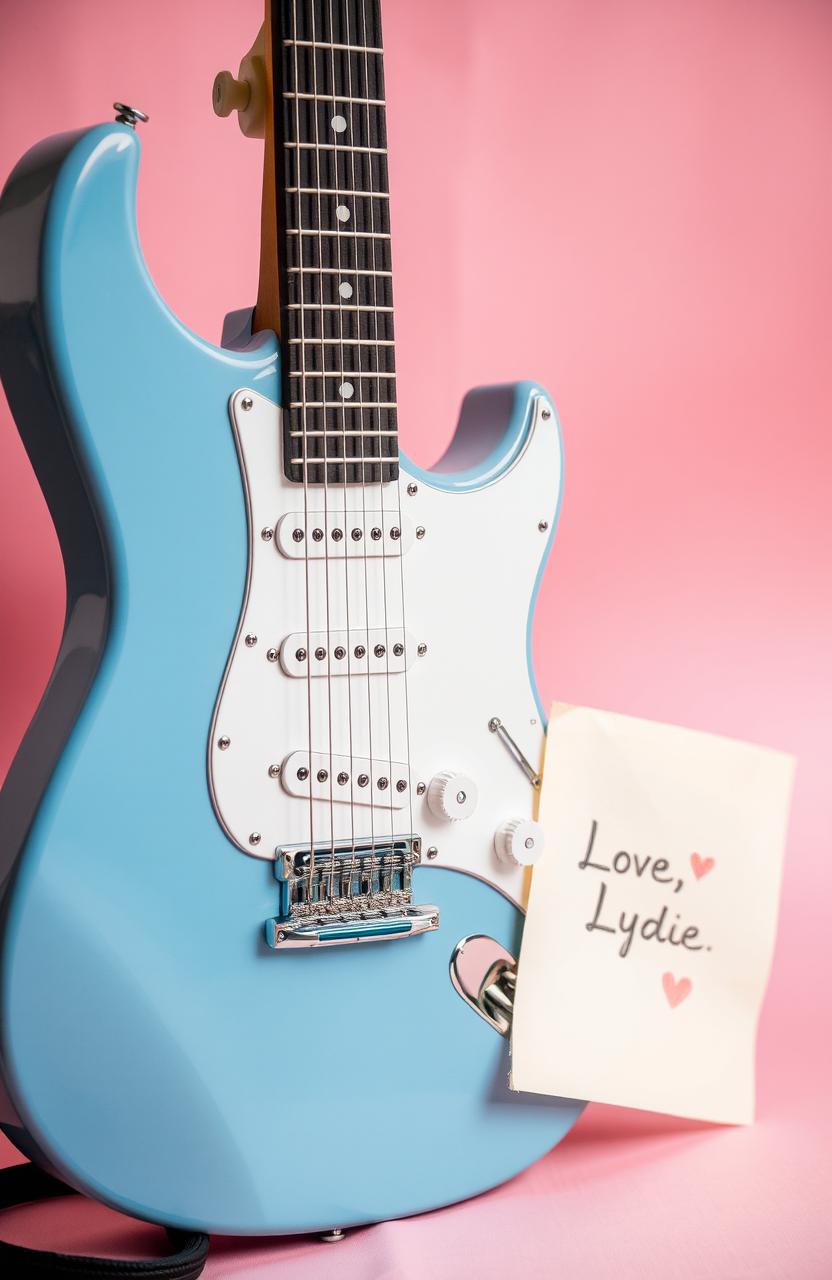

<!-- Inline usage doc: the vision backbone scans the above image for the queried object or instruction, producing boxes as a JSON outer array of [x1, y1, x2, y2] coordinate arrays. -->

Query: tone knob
[[427, 771, 478, 821], [495, 819, 545, 867]]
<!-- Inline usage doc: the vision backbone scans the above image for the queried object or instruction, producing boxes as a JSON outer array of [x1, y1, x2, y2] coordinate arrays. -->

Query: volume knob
[[427, 771, 478, 821], [495, 819, 545, 867]]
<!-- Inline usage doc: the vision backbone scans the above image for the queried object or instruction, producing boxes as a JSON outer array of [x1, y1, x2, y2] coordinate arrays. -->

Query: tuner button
[[427, 772, 478, 822], [212, 70, 251, 118], [495, 819, 545, 867]]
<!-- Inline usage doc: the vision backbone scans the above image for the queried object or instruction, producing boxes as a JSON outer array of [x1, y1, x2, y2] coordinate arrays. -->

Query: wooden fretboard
[[273, 0, 397, 485]]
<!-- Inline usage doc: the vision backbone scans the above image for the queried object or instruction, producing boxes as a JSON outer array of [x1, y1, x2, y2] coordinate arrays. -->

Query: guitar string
[[288, 0, 317, 902], [345, 0, 377, 899], [308, 0, 338, 890], [326, 0, 358, 904], [374, 0, 416, 870], [361, 0, 400, 882]]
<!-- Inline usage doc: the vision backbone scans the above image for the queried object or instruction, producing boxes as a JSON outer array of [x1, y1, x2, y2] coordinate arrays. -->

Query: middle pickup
[[279, 629, 415, 678]]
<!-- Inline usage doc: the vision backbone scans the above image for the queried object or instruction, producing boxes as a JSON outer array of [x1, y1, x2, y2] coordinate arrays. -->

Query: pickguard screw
[[541, 406, 551, 420], [538, 520, 549, 532], [292, 528, 304, 542], [332, 528, 343, 542], [489, 717, 502, 732], [317, 769, 328, 782], [244, 633, 257, 647], [267, 647, 279, 662], [396, 779, 408, 792], [297, 767, 309, 781], [416, 526, 425, 539], [295, 648, 307, 662], [337, 771, 349, 785], [334, 646, 346, 660], [268, 764, 281, 778], [427, 846, 438, 860], [312, 528, 324, 542], [377, 777, 389, 790], [357, 773, 369, 787], [260, 527, 274, 542], [407, 482, 418, 496], [417, 642, 427, 656], [241, 395, 254, 411], [416, 782, 426, 796], [249, 832, 262, 846], [218, 735, 231, 750]]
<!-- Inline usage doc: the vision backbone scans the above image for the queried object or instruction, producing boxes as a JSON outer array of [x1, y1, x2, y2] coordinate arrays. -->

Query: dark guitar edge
[[0, 133, 112, 925]]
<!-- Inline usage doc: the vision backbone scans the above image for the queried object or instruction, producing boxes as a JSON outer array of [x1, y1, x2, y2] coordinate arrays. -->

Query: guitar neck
[[270, 0, 398, 486]]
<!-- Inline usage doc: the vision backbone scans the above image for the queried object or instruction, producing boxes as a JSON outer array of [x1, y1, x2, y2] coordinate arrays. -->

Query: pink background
[[1, 0, 830, 1275]]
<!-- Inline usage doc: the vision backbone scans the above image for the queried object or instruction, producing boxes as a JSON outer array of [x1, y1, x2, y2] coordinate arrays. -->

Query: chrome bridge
[[266, 835, 439, 949]]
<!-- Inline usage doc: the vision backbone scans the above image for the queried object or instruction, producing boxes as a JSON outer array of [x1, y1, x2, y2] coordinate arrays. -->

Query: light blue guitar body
[[0, 123, 581, 1234]]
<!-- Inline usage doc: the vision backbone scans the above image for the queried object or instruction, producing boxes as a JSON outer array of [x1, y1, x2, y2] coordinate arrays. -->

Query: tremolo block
[[266, 835, 439, 948]]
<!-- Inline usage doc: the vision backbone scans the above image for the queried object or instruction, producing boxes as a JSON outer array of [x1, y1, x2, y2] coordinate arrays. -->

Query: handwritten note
[[510, 705, 795, 1124]]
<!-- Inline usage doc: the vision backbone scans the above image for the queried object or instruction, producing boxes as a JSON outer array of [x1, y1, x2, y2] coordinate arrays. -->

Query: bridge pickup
[[266, 834, 438, 949], [276, 511, 414, 559], [279, 629, 414, 678]]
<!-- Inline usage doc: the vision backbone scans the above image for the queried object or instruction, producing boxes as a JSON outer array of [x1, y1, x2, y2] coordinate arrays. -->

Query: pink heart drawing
[[662, 973, 692, 1008], [690, 852, 715, 880]]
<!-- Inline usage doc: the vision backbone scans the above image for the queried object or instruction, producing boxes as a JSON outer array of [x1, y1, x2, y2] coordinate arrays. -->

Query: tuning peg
[[212, 72, 250, 118], [211, 23, 267, 138]]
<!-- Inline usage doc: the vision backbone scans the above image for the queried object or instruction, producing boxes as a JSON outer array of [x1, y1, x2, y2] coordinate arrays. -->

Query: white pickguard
[[208, 388, 561, 909]]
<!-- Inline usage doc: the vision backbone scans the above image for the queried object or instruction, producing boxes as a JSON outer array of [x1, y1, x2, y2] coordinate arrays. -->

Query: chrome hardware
[[297, 766, 309, 781], [427, 846, 438, 860], [377, 776, 389, 790], [351, 528, 363, 540], [358, 774, 369, 787], [292, 528, 304, 542], [371, 527, 382, 540], [249, 832, 262, 846], [240, 395, 254, 411], [280, 629, 412, 678], [276, 512, 414, 558], [334, 645, 346, 659], [538, 520, 549, 532], [267, 834, 438, 949], [390, 526, 401, 540], [317, 769, 328, 783], [450, 935, 517, 1037], [541, 406, 552, 420], [355, 644, 366, 659], [260, 527, 273, 541], [416, 782, 426, 796], [114, 102, 149, 128], [268, 764, 281, 778], [314, 647, 326, 660], [332, 528, 343, 541], [321, 1229, 346, 1243], [312, 528, 324, 541], [396, 779, 408, 793], [374, 644, 385, 657], [244, 633, 257, 647], [337, 771, 349, 785], [488, 716, 541, 788], [266, 647, 279, 662], [295, 647, 307, 662], [416, 526, 425, 539], [217, 735, 231, 750], [417, 642, 427, 656], [407, 482, 418, 496]]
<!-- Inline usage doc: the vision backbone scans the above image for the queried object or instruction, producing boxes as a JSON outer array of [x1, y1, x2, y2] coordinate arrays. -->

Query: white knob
[[495, 819, 545, 866], [427, 771, 478, 821]]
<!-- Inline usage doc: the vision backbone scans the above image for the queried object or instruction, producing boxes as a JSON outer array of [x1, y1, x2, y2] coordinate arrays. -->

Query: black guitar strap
[[0, 1163, 209, 1278]]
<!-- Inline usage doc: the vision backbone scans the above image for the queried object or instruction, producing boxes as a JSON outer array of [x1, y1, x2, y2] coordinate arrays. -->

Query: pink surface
[[1, 1, 830, 1275]]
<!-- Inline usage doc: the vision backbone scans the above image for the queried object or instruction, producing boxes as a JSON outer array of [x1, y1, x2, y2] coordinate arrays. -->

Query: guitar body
[[0, 124, 581, 1234]]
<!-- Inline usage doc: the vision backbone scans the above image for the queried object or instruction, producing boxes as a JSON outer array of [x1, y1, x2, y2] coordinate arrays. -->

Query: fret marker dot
[[338, 282, 353, 299], [336, 205, 350, 223], [339, 382, 355, 399], [331, 115, 347, 133]]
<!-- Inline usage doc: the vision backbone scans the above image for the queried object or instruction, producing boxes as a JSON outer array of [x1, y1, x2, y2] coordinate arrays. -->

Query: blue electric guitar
[[0, 0, 581, 1236]]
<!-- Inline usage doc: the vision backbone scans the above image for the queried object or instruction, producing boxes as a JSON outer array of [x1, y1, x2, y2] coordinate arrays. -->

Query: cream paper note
[[510, 704, 795, 1124]]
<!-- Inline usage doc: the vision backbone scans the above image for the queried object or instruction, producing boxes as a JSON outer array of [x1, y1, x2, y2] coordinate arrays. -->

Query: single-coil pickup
[[279, 629, 414, 677], [281, 751, 411, 808], [276, 511, 414, 559]]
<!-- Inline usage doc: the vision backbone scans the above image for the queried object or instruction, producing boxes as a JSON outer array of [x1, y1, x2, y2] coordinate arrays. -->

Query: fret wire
[[290, 456, 400, 466], [286, 229, 390, 238], [286, 187, 389, 198], [284, 142, 387, 153], [289, 401, 398, 409], [283, 40, 383, 53], [283, 92, 386, 106], [286, 267, 392, 276], [286, 303, 394, 312], [289, 429, 398, 437], [288, 337, 395, 346]]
